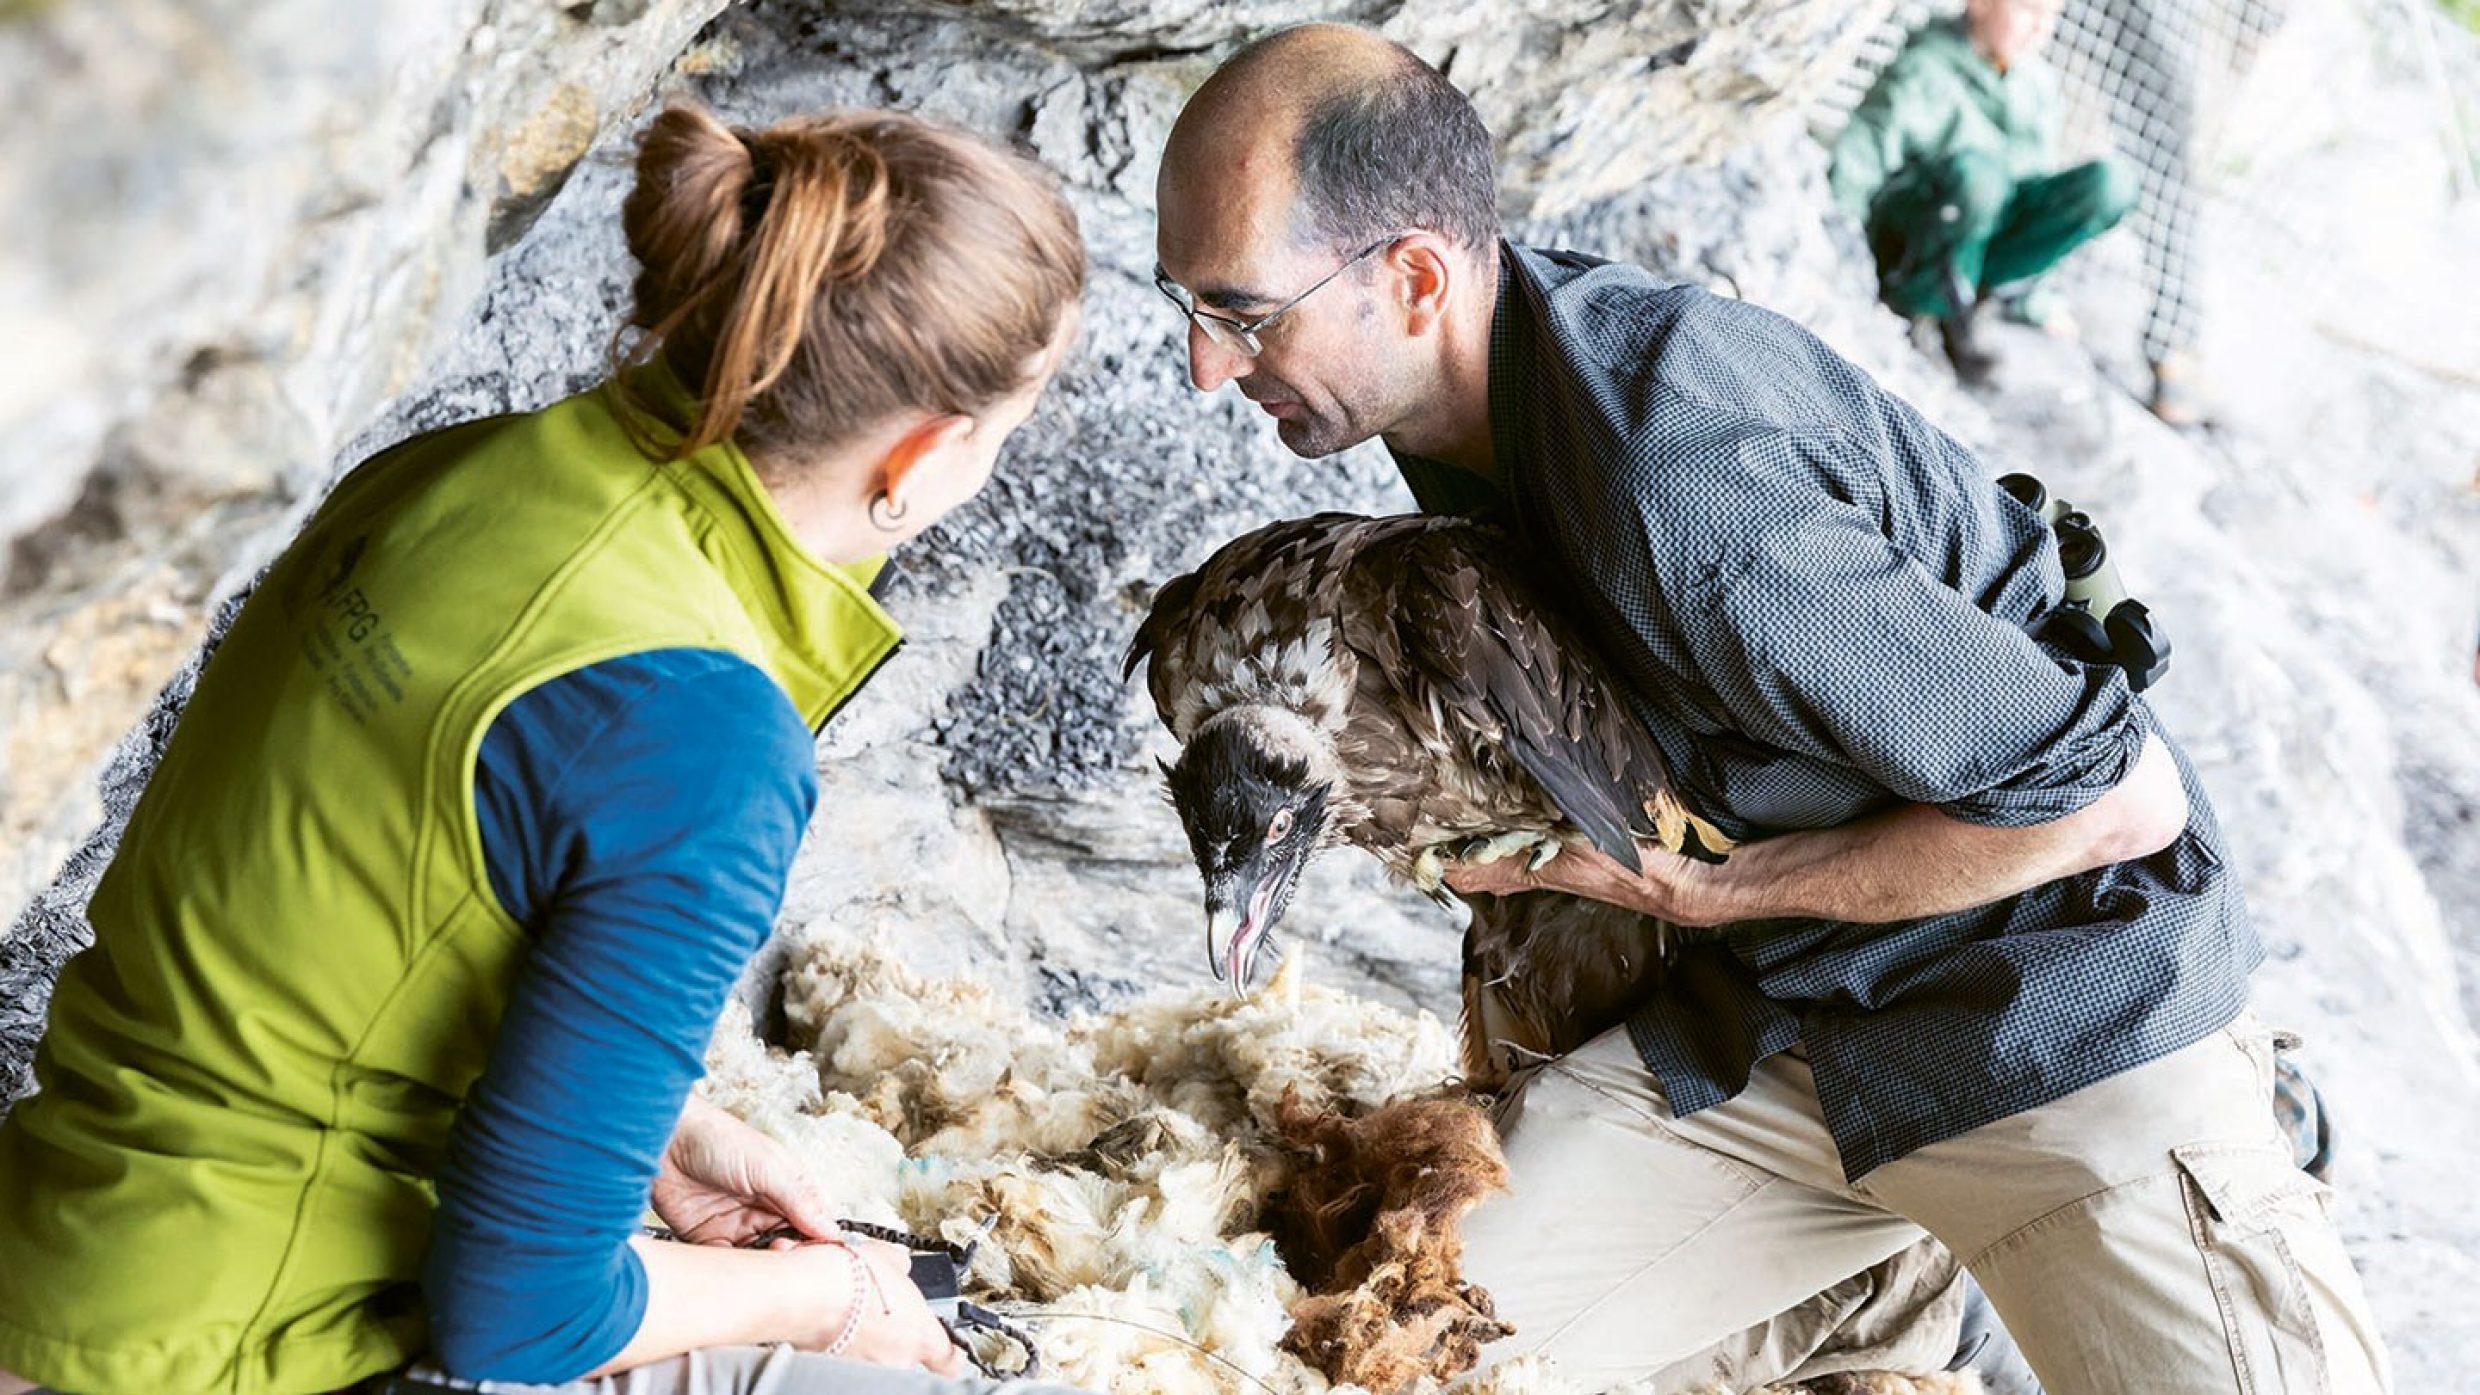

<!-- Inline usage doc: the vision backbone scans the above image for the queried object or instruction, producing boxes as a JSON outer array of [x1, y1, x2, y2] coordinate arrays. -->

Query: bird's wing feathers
[[1130, 512, 1718, 866], [1124, 563, 1203, 686], [1124, 513, 1396, 740], [1377, 521, 1670, 873]]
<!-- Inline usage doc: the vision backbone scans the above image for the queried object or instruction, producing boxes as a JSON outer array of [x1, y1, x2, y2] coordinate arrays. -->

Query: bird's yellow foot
[[1415, 833, 1563, 907], [1458, 830, 1564, 872]]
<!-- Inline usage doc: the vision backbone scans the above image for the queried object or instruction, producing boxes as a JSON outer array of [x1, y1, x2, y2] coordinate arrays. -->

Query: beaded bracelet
[[820, 1242, 879, 1358]]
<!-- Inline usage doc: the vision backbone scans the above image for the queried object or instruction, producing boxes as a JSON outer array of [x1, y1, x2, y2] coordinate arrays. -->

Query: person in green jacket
[[0, 102, 1088, 1395], [1830, 0, 2138, 382]]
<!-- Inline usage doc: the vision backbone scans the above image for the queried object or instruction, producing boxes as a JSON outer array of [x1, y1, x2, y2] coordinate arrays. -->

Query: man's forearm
[[1448, 734, 2190, 927], [1686, 732, 2188, 926], [1695, 800, 2092, 925]]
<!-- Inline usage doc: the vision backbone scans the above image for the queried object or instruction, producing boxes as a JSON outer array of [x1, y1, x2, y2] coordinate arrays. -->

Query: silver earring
[[868, 492, 909, 532]]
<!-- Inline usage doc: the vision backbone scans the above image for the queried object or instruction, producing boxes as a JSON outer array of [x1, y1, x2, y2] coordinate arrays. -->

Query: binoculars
[[1997, 472, 2171, 692]]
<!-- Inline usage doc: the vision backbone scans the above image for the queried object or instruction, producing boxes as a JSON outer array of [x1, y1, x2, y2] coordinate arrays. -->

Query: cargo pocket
[[2173, 1142, 2336, 1394]]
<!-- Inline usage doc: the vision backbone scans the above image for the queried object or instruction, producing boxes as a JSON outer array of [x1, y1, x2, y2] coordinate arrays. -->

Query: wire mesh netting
[[1815, 0, 2290, 363]]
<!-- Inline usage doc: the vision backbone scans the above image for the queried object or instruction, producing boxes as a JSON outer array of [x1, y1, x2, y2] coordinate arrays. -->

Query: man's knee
[[2053, 157, 2140, 229], [1642, 1237, 1971, 1393], [1937, 150, 2017, 221], [1866, 151, 2013, 309], [1871, 151, 2011, 230]]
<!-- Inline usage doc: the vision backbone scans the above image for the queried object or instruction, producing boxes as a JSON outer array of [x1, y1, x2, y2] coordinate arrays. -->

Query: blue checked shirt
[[1392, 244, 2260, 1180]]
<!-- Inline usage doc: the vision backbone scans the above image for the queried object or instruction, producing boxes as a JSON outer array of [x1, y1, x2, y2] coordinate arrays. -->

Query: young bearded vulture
[[1124, 512, 1734, 1087]]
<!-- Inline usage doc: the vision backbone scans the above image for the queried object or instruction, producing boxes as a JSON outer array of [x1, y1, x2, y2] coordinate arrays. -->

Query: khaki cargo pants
[[1462, 1014, 2393, 1394]]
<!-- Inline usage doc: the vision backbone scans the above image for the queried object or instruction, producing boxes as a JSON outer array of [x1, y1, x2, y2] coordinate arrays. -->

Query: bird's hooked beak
[[1203, 864, 1290, 998]]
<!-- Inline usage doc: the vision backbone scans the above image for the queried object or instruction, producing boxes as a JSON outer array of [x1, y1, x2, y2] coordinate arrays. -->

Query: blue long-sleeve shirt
[[421, 648, 818, 1380]]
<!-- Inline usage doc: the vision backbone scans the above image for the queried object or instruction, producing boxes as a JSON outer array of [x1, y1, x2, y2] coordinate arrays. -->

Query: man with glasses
[[1152, 233, 1407, 459], [1152, 21, 2391, 1395]]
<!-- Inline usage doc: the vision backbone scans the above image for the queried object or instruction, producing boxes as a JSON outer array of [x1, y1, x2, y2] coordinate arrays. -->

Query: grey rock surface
[[0, 0, 1891, 925], [2, 0, 2476, 1385], [0, 0, 743, 535], [0, 0, 742, 923]]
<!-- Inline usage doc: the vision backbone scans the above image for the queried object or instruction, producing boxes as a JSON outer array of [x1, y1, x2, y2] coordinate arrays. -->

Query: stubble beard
[[1268, 376, 1405, 461], [1273, 411, 1356, 459]]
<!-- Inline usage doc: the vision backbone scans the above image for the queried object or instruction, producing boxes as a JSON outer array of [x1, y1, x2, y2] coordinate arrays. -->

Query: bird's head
[[1160, 707, 1338, 995]]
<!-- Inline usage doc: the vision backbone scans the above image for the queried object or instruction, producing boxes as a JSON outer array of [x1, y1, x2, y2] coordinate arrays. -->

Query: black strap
[[823, 1217, 960, 1257]]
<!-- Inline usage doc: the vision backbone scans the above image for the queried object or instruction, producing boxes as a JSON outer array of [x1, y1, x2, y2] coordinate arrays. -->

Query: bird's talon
[[1460, 831, 1548, 867]]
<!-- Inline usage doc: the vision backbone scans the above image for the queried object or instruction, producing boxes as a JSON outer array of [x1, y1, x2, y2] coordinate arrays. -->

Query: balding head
[[1162, 23, 1498, 262], [1153, 24, 1501, 464], [1170, 22, 1405, 158]]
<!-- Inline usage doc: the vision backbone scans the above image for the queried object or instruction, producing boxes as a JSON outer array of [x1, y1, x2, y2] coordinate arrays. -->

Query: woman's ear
[[875, 413, 977, 511]]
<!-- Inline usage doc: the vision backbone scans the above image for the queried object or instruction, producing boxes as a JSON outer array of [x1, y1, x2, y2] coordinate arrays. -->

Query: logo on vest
[[290, 531, 413, 724]]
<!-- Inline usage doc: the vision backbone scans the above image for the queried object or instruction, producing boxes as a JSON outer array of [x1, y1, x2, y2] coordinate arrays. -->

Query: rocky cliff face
[[0, 0, 1898, 941], [3, 0, 2476, 1384], [0, 0, 743, 915]]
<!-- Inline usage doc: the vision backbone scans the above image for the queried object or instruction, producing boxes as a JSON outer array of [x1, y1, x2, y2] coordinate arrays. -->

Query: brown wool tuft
[[1263, 1092, 1513, 1392]]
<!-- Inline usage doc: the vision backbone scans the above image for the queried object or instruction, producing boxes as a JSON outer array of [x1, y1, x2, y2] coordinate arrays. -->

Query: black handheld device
[[1998, 472, 2172, 692]]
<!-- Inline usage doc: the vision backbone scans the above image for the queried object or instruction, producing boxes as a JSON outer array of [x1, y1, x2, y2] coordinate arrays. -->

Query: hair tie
[[736, 129, 778, 216]]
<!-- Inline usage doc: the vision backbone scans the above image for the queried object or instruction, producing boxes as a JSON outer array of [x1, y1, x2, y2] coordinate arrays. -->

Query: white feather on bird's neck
[[1172, 614, 1355, 736], [1195, 702, 1348, 794]]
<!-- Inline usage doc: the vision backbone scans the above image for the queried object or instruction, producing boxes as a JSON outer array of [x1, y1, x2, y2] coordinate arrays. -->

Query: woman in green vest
[[0, 101, 1087, 1395]]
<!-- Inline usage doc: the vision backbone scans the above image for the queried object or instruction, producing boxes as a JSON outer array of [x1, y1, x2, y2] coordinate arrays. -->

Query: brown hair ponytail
[[614, 102, 1085, 461]]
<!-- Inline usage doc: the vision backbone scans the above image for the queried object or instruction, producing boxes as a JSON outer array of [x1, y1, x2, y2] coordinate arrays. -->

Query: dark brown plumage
[[1124, 512, 1733, 1088]]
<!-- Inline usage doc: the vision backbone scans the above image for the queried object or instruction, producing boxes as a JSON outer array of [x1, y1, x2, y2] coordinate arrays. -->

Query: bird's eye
[[1267, 809, 1295, 842]]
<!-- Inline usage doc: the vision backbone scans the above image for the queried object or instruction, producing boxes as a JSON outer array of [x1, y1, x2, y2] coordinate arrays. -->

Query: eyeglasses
[[1153, 234, 1405, 358]]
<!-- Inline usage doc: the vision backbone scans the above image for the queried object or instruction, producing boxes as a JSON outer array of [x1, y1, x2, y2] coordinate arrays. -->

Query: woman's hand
[[608, 1231, 971, 1379], [1443, 838, 1722, 926], [651, 1096, 841, 1247], [651, 1099, 969, 1375], [783, 1238, 972, 1376]]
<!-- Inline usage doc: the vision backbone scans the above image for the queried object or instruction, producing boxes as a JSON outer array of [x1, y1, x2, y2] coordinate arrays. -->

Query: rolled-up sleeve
[[1484, 242, 2253, 1180], [1662, 433, 2149, 828]]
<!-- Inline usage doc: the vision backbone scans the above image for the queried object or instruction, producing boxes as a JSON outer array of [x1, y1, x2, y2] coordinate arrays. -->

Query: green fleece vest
[[0, 373, 900, 1394]]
